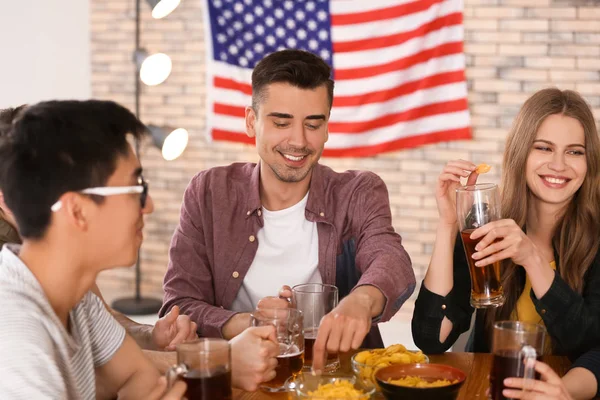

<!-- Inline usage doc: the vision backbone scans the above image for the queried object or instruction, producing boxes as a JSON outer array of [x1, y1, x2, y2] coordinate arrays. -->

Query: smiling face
[[525, 113, 587, 208], [246, 82, 330, 185]]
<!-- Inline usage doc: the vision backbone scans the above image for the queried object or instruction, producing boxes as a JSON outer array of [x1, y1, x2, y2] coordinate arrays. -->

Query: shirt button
[[232, 271, 240, 278], [249, 235, 255, 242], [541, 309, 546, 314], [319, 212, 325, 217], [257, 210, 262, 217], [246, 210, 251, 216], [441, 304, 447, 310]]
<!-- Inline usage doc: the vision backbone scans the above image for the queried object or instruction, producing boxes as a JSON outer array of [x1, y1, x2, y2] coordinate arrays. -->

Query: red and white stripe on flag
[[205, 0, 471, 157]]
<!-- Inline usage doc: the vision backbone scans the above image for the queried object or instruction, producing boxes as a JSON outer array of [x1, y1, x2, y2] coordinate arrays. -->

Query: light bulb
[[151, 0, 181, 19], [161, 128, 189, 161], [139, 53, 172, 86]]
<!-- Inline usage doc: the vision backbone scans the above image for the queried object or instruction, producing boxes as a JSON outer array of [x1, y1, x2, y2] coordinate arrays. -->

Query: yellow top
[[512, 261, 556, 353]]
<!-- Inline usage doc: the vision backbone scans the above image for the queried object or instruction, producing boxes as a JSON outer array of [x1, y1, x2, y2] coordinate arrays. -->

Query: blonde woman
[[412, 88, 600, 364]]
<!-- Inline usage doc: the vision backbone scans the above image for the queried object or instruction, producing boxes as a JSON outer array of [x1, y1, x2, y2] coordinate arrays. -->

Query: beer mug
[[292, 283, 340, 372], [489, 321, 546, 400], [456, 183, 505, 308], [166, 338, 232, 400], [250, 308, 304, 392]]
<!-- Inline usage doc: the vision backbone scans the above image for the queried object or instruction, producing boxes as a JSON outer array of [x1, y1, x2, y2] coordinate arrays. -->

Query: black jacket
[[412, 234, 600, 361]]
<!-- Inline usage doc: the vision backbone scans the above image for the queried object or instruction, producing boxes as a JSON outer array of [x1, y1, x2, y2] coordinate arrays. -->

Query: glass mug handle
[[166, 364, 188, 388], [520, 345, 538, 392]]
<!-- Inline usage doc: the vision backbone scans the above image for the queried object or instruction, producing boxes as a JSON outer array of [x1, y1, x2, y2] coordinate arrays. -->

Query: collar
[[244, 163, 263, 219], [306, 163, 328, 219], [245, 162, 329, 220]]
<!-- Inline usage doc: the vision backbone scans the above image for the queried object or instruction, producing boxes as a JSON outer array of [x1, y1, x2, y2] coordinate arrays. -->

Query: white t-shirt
[[0, 245, 126, 399], [231, 192, 321, 312]]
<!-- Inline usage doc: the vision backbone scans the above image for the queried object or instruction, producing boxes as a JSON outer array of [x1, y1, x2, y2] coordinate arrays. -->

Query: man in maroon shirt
[[161, 49, 415, 371]]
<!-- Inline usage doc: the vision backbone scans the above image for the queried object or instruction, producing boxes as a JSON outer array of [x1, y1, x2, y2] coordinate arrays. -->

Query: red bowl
[[375, 363, 466, 400]]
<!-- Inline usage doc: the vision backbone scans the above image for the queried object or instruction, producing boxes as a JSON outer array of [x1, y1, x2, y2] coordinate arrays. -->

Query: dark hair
[[0, 105, 27, 216], [251, 49, 334, 112], [0, 100, 147, 239], [0, 104, 27, 126], [0, 104, 27, 141]]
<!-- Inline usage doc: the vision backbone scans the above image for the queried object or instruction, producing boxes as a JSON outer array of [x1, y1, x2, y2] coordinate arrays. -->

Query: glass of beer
[[250, 308, 304, 392], [489, 321, 546, 400], [292, 283, 340, 373], [456, 183, 505, 308], [166, 338, 232, 400]]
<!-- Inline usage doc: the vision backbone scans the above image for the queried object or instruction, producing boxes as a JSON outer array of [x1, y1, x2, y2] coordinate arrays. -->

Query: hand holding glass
[[250, 308, 304, 392], [456, 183, 505, 308], [489, 321, 546, 400]]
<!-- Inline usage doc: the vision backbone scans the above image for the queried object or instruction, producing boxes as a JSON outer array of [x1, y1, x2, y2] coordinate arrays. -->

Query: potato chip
[[386, 375, 459, 388], [307, 380, 366, 399], [475, 163, 491, 174], [351, 344, 427, 388]]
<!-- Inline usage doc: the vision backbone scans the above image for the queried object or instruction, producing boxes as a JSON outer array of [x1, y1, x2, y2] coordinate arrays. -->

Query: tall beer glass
[[456, 183, 505, 308]]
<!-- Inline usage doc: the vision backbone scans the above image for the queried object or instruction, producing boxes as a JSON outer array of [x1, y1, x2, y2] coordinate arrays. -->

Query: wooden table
[[233, 351, 571, 399]]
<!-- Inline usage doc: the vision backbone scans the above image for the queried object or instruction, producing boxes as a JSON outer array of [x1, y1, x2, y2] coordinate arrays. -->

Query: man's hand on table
[[503, 361, 573, 400], [152, 306, 198, 351]]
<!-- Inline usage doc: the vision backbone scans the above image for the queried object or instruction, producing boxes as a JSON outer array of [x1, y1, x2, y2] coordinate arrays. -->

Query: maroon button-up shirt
[[160, 163, 415, 340]]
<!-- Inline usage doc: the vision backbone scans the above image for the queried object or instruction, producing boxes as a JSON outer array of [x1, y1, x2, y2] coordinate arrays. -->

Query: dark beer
[[460, 229, 504, 307], [304, 328, 338, 366], [182, 368, 232, 400], [262, 345, 304, 390], [490, 349, 541, 400], [305, 333, 316, 365]]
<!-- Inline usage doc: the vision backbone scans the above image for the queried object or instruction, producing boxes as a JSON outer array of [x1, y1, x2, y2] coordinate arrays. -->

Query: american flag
[[204, 0, 471, 157]]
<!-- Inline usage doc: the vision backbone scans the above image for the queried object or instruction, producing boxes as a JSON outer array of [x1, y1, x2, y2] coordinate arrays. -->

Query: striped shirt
[[0, 244, 126, 399]]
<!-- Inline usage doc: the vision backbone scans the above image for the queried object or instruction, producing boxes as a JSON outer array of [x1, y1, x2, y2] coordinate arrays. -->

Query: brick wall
[[92, 0, 600, 320]]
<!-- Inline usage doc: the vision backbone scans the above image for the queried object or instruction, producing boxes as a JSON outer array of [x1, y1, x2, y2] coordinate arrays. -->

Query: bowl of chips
[[350, 344, 428, 390], [294, 374, 376, 399], [375, 363, 466, 400]]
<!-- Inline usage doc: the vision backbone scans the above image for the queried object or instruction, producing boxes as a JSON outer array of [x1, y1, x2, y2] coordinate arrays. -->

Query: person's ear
[[53, 193, 93, 232], [245, 106, 257, 139]]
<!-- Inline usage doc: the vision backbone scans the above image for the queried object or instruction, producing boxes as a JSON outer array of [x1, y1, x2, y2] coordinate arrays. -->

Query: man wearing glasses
[[0, 106, 200, 368], [0, 100, 278, 398]]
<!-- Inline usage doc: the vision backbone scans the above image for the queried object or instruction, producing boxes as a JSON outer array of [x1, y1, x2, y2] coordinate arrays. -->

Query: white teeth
[[283, 154, 305, 161], [544, 177, 566, 184]]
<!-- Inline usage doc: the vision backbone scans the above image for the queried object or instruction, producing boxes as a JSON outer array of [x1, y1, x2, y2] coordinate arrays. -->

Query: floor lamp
[[111, 0, 187, 315]]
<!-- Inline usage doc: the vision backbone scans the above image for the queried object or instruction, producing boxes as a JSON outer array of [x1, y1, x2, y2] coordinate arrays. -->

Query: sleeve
[[351, 172, 416, 323], [411, 234, 474, 354], [532, 252, 600, 359], [85, 292, 126, 367], [570, 348, 600, 398], [0, 305, 67, 399], [159, 174, 237, 338]]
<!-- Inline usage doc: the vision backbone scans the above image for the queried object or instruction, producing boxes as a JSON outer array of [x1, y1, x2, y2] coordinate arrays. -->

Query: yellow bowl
[[350, 348, 429, 391]]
